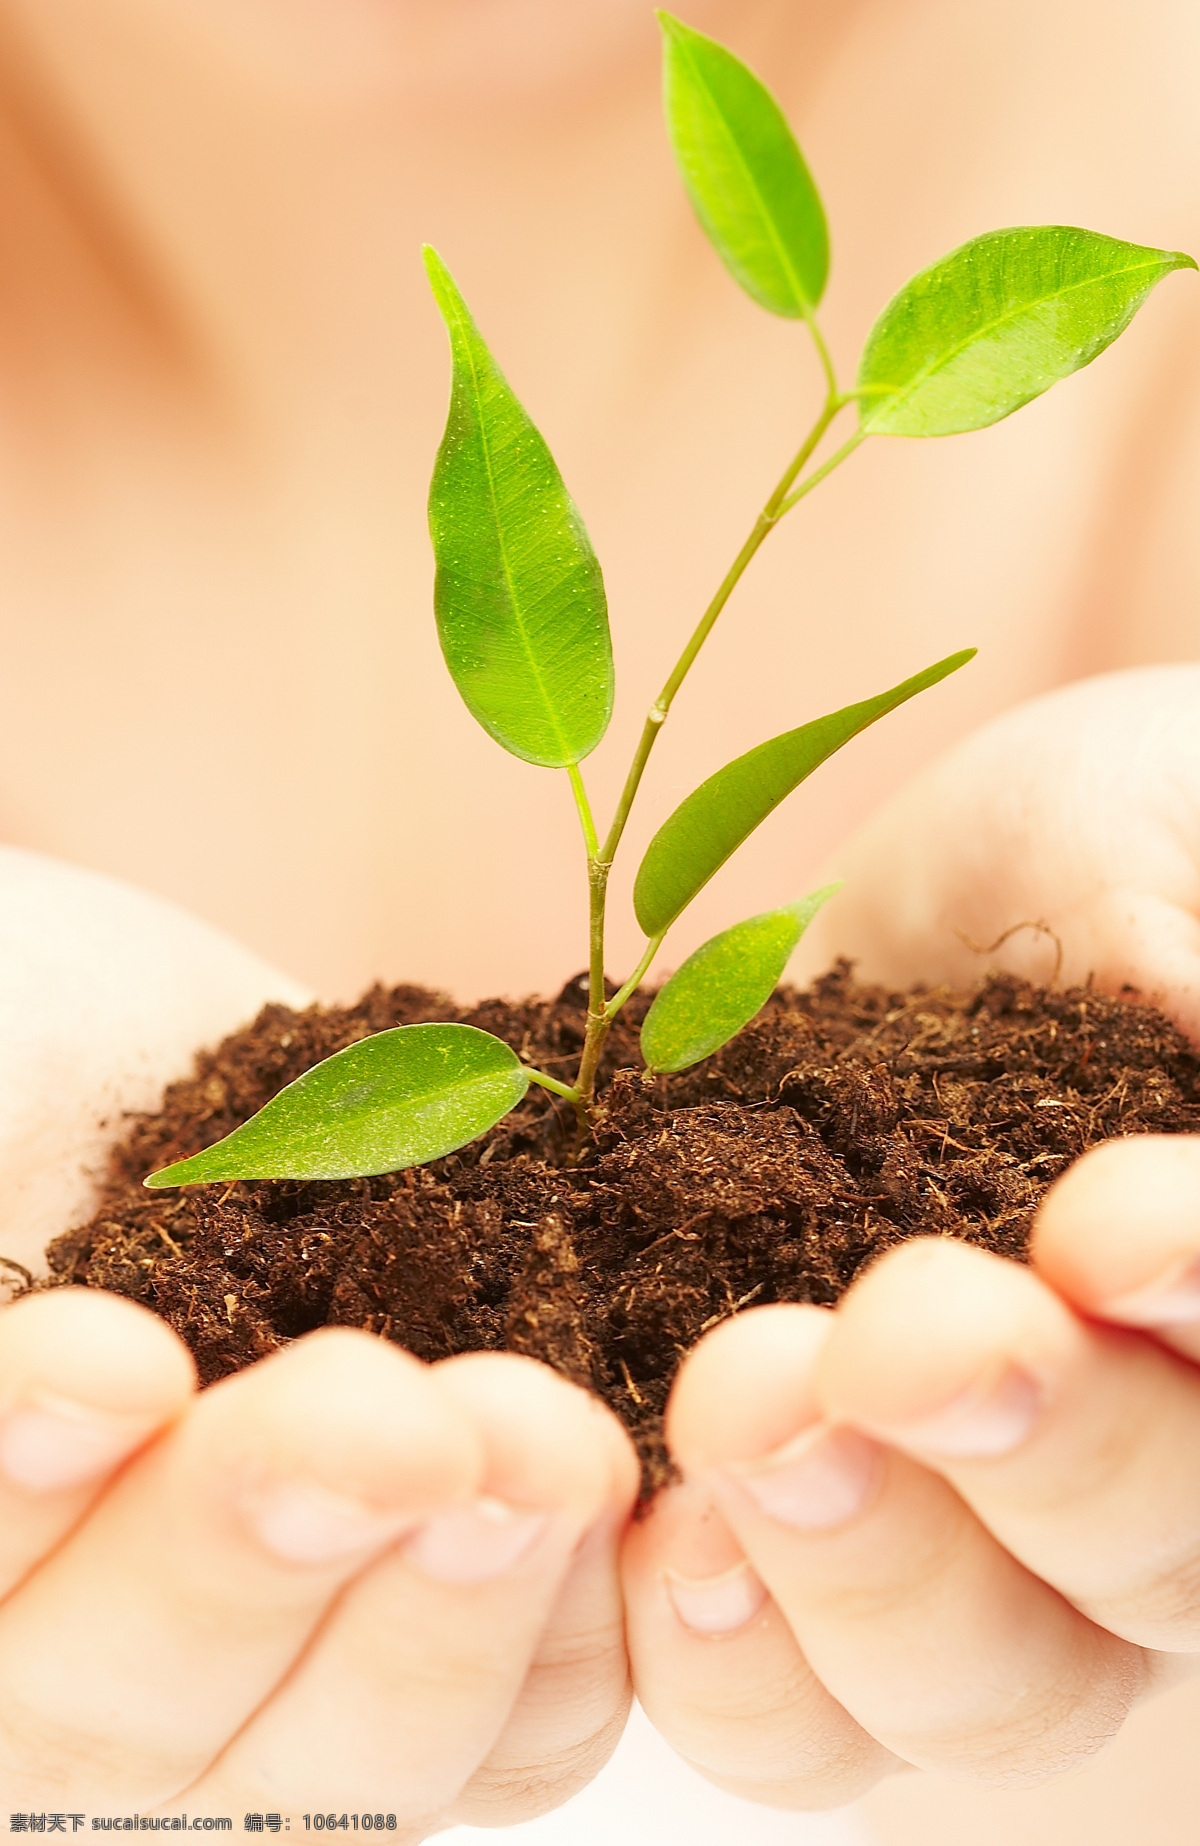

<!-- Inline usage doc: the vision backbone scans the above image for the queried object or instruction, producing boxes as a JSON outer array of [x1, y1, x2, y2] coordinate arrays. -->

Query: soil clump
[[40, 964, 1200, 1494]]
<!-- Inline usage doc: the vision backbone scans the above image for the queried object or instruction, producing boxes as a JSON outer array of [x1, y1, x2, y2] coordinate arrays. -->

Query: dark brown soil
[[39, 964, 1200, 1494]]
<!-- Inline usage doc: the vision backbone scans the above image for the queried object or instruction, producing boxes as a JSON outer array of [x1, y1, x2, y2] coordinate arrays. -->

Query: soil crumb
[[40, 964, 1200, 1494]]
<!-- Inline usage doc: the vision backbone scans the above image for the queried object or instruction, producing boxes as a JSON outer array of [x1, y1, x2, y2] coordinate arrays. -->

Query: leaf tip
[[423, 246, 466, 330], [1173, 250, 1199, 274], [422, 243, 450, 295], [784, 881, 843, 932]]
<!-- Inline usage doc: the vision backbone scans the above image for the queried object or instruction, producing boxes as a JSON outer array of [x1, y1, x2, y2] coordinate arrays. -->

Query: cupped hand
[[0, 1299, 636, 1824], [622, 1133, 1200, 1807], [791, 664, 1200, 1044], [0, 843, 312, 1276], [0, 849, 640, 1821]]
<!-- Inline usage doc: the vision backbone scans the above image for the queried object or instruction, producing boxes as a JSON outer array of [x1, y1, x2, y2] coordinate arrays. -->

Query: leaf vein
[[676, 34, 807, 315], [864, 254, 1171, 425], [446, 286, 576, 765]]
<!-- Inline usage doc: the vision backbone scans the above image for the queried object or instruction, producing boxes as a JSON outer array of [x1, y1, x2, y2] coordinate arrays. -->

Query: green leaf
[[425, 247, 614, 767], [658, 12, 828, 317], [633, 649, 974, 936], [641, 887, 839, 1073], [144, 1024, 530, 1186], [858, 226, 1196, 438]]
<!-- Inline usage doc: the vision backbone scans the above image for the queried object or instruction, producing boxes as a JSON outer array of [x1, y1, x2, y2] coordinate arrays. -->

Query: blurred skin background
[[1, 0, 1198, 1006], [1, 1, 1199, 1839]]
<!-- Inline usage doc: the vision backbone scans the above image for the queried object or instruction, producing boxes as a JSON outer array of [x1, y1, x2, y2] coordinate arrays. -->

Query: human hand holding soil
[[792, 663, 1200, 1045], [5, 2, 1200, 1829], [621, 665, 1200, 1806], [0, 1290, 637, 1819], [0, 846, 310, 1277], [0, 853, 639, 1819], [622, 1134, 1200, 1803]]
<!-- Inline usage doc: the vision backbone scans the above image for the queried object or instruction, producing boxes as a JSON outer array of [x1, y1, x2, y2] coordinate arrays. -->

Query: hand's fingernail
[[879, 1364, 1042, 1458], [405, 1496, 548, 1584], [0, 1394, 160, 1493], [665, 1559, 767, 1635], [731, 1424, 881, 1530], [1101, 1255, 1200, 1327], [246, 1481, 416, 1565]]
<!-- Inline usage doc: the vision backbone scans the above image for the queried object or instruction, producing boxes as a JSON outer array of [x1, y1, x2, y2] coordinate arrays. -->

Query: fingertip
[[1032, 1135, 1200, 1318], [815, 1239, 1066, 1433], [433, 1351, 635, 1521], [622, 1475, 745, 1586], [665, 1303, 832, 1473], [0, 1289, 197, 1497], [204, 1326, 483, 1515], [594, 1392, 642, 1516], [1083, 898, 1200, 1053], [0, 1285, 197, 1412]]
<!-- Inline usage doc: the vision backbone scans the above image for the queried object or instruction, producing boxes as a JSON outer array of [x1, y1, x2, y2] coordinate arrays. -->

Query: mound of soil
[[40, 964, 1200, 1493]]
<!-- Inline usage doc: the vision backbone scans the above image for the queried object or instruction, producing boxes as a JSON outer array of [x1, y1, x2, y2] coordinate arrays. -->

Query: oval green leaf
[[641, 887, 840, 1073], [658, 12, 828, 317], [425, 247, 614, 766], [859, 226, 1196, 438], [144, 1024, 530, 1186], [633, 649, 974, 937]]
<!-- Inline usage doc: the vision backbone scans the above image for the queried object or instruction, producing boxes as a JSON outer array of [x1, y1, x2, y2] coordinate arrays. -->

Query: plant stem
[[605, 932, 667, 1020], [524, 1065, 580, 1100], [584, 849, 607, 1040], [567, 761, 610, 1107], [802, 306, 839, 402], [777, 427, 867, 516], [572, 334, 868, 1116], [573, 927, 669, 1107], [597, 392, 845, 873], [567, 762, 599, 858], [524, 1064, 588, 1135]]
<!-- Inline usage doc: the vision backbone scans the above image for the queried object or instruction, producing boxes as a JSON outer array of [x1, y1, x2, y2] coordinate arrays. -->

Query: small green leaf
[[658, 12, 828, 316], [859, 226, 1196, 437], [641, 887, 840, 1073], [144, 1024, 530, 1186], [633, 649, 974, 937], [425, 247, 614, 766]]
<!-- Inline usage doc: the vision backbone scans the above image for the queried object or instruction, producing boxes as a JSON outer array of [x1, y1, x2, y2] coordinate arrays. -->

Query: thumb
[[0, 846, 310, 1271], [1072, 887, 1200, 1050]]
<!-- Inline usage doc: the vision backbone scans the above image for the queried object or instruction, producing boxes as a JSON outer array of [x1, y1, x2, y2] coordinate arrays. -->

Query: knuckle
[[888, 1643, 1143, 1785], [810, 1523, 959, 1628], [0, 1690, 189, 1804], [650, 1654, 885, 1805], [455, 1706, 626, 1824], [521, 1613, 623, 1680]]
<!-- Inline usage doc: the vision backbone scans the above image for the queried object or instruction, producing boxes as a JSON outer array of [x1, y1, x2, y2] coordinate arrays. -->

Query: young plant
[[146, 13, 1195, 1190]]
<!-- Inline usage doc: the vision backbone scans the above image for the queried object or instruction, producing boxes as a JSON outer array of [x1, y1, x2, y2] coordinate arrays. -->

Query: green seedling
[[147, 13, 1195, 1189]]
